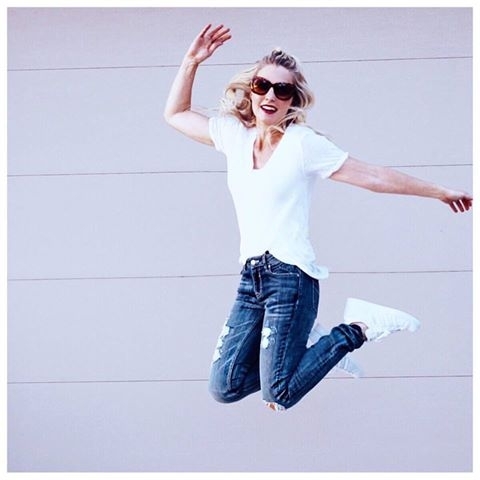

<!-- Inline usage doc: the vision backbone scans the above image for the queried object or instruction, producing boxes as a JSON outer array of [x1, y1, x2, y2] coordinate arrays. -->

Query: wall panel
[[8, 8, 471, 70], [8, 377, 472, 471]]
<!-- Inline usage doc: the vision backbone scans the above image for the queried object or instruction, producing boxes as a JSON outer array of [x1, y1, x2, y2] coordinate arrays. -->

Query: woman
[[164, 24, 472, 411]]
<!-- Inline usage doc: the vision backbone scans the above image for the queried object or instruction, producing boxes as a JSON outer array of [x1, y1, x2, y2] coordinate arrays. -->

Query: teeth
[[261, 105, 277, 112]]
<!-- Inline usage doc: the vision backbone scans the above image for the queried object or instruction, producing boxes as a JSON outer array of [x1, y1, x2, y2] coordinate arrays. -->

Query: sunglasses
[[250, 76, 296, 101]]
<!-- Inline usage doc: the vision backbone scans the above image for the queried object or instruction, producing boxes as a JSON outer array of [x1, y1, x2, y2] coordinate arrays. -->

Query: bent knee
[[209, 386, 243, 404], [208, 377, 241, 404], [209, 386, 231, 404]]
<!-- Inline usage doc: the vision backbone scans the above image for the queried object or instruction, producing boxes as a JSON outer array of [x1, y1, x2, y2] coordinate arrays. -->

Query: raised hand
[[184, 24, 231, 65], [164, 24, 231, 144]]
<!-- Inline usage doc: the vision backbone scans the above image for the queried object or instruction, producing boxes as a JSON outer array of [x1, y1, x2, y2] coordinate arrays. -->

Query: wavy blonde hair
[[219, 49, 315, 134]]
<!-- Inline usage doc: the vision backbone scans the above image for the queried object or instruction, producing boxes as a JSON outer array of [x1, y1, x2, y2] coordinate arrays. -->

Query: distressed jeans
[[208, 252, 365, 410]]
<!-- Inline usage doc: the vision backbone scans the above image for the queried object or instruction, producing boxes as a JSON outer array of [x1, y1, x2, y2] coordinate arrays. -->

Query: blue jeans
[[208, 252, 365, 410]]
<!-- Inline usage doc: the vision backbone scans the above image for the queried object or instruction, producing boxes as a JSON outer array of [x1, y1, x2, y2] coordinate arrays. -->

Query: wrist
[[434, 185, 450, 202], [181, 56, 200, 71]]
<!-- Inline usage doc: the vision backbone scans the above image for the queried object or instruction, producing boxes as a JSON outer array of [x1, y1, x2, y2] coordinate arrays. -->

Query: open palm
[[185, 24, 231, 64]]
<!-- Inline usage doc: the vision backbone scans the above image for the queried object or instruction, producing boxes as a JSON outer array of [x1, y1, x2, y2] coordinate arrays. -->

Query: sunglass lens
[[275, 84, 295, 100], [252, 77, 270, 95]]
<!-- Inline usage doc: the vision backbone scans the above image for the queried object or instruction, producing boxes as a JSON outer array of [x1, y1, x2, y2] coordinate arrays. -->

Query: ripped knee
[[261, 326, 275, 349], [212, 323, 230, 363]]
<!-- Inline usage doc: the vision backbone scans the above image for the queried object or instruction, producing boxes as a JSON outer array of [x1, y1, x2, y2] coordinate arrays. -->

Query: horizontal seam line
[[7, 270, 472, 282], [9, 379, 209, 385], [7, 170, 228, 178], [8, 374, 473, 385], [7, 164, 473, 178], [7, 55, 472, 72], [7, 273, 240, 282]]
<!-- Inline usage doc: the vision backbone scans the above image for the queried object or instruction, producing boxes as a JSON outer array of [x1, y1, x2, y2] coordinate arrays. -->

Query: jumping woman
[[164, 24, 472, 411]]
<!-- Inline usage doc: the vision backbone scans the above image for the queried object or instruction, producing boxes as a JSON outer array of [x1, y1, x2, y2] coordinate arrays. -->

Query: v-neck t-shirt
[[209, 115, 348, 279]]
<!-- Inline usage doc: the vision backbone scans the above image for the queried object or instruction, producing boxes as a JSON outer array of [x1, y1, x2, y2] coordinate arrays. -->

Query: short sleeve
[[302, 130, 349, 179], [208, 115, 243, 155]]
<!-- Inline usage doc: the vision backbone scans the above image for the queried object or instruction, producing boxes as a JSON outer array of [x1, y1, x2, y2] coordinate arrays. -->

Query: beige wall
[[8, 8, 472, 471]]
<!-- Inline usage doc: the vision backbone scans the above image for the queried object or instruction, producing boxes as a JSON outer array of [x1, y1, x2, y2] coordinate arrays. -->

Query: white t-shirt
[[209, 115, 348, 279]]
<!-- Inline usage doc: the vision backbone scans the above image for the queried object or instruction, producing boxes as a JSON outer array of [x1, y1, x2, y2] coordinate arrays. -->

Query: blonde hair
[[219, 49, 315, 135]]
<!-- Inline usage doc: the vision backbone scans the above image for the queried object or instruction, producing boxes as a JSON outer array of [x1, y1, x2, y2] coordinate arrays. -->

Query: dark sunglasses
[[250, 76, 296, 101]]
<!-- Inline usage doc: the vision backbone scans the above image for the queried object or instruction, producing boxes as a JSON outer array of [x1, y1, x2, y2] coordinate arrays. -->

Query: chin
[[259, 115, 283, 127]]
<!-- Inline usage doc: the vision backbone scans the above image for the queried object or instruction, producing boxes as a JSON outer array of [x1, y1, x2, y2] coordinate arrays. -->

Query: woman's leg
[[259, 257, 420, 411], [208, 270, 265, 404], [308, 322, 364, 378], [258, 260, 364, 411]]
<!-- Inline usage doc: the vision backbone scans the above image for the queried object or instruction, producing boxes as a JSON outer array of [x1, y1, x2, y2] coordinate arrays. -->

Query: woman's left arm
[[330, 156, 473, 213]]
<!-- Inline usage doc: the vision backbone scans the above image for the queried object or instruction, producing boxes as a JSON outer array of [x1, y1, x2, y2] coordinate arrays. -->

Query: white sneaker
[[308, 323, 364, 378], [344, 297, 420, 342]]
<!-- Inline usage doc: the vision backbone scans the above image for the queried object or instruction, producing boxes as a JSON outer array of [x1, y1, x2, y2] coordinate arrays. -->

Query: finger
[[211, 34, 232, 50], [461, 194, 473, 206], [209, 34, 232, 54], [212, 28, 231, 44], [218, 31, 232, 43], [208, 24, 226, 37], [449, 201, 458, 213], [199, 23, 212, 38], [450, 199, 463, 212], [462, 198, 472, 211], [457, 197, 469, 212]]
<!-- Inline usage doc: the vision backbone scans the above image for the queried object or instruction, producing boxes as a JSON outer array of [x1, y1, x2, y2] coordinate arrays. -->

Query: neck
[[255, 124, 283, 150]]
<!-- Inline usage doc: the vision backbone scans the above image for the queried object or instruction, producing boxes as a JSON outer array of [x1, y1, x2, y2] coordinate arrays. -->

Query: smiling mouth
[[261, 105, 278, 113]]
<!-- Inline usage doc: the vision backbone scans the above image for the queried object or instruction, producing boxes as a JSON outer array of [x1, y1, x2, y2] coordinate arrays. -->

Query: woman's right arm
[[163, 24, 231, 145]]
